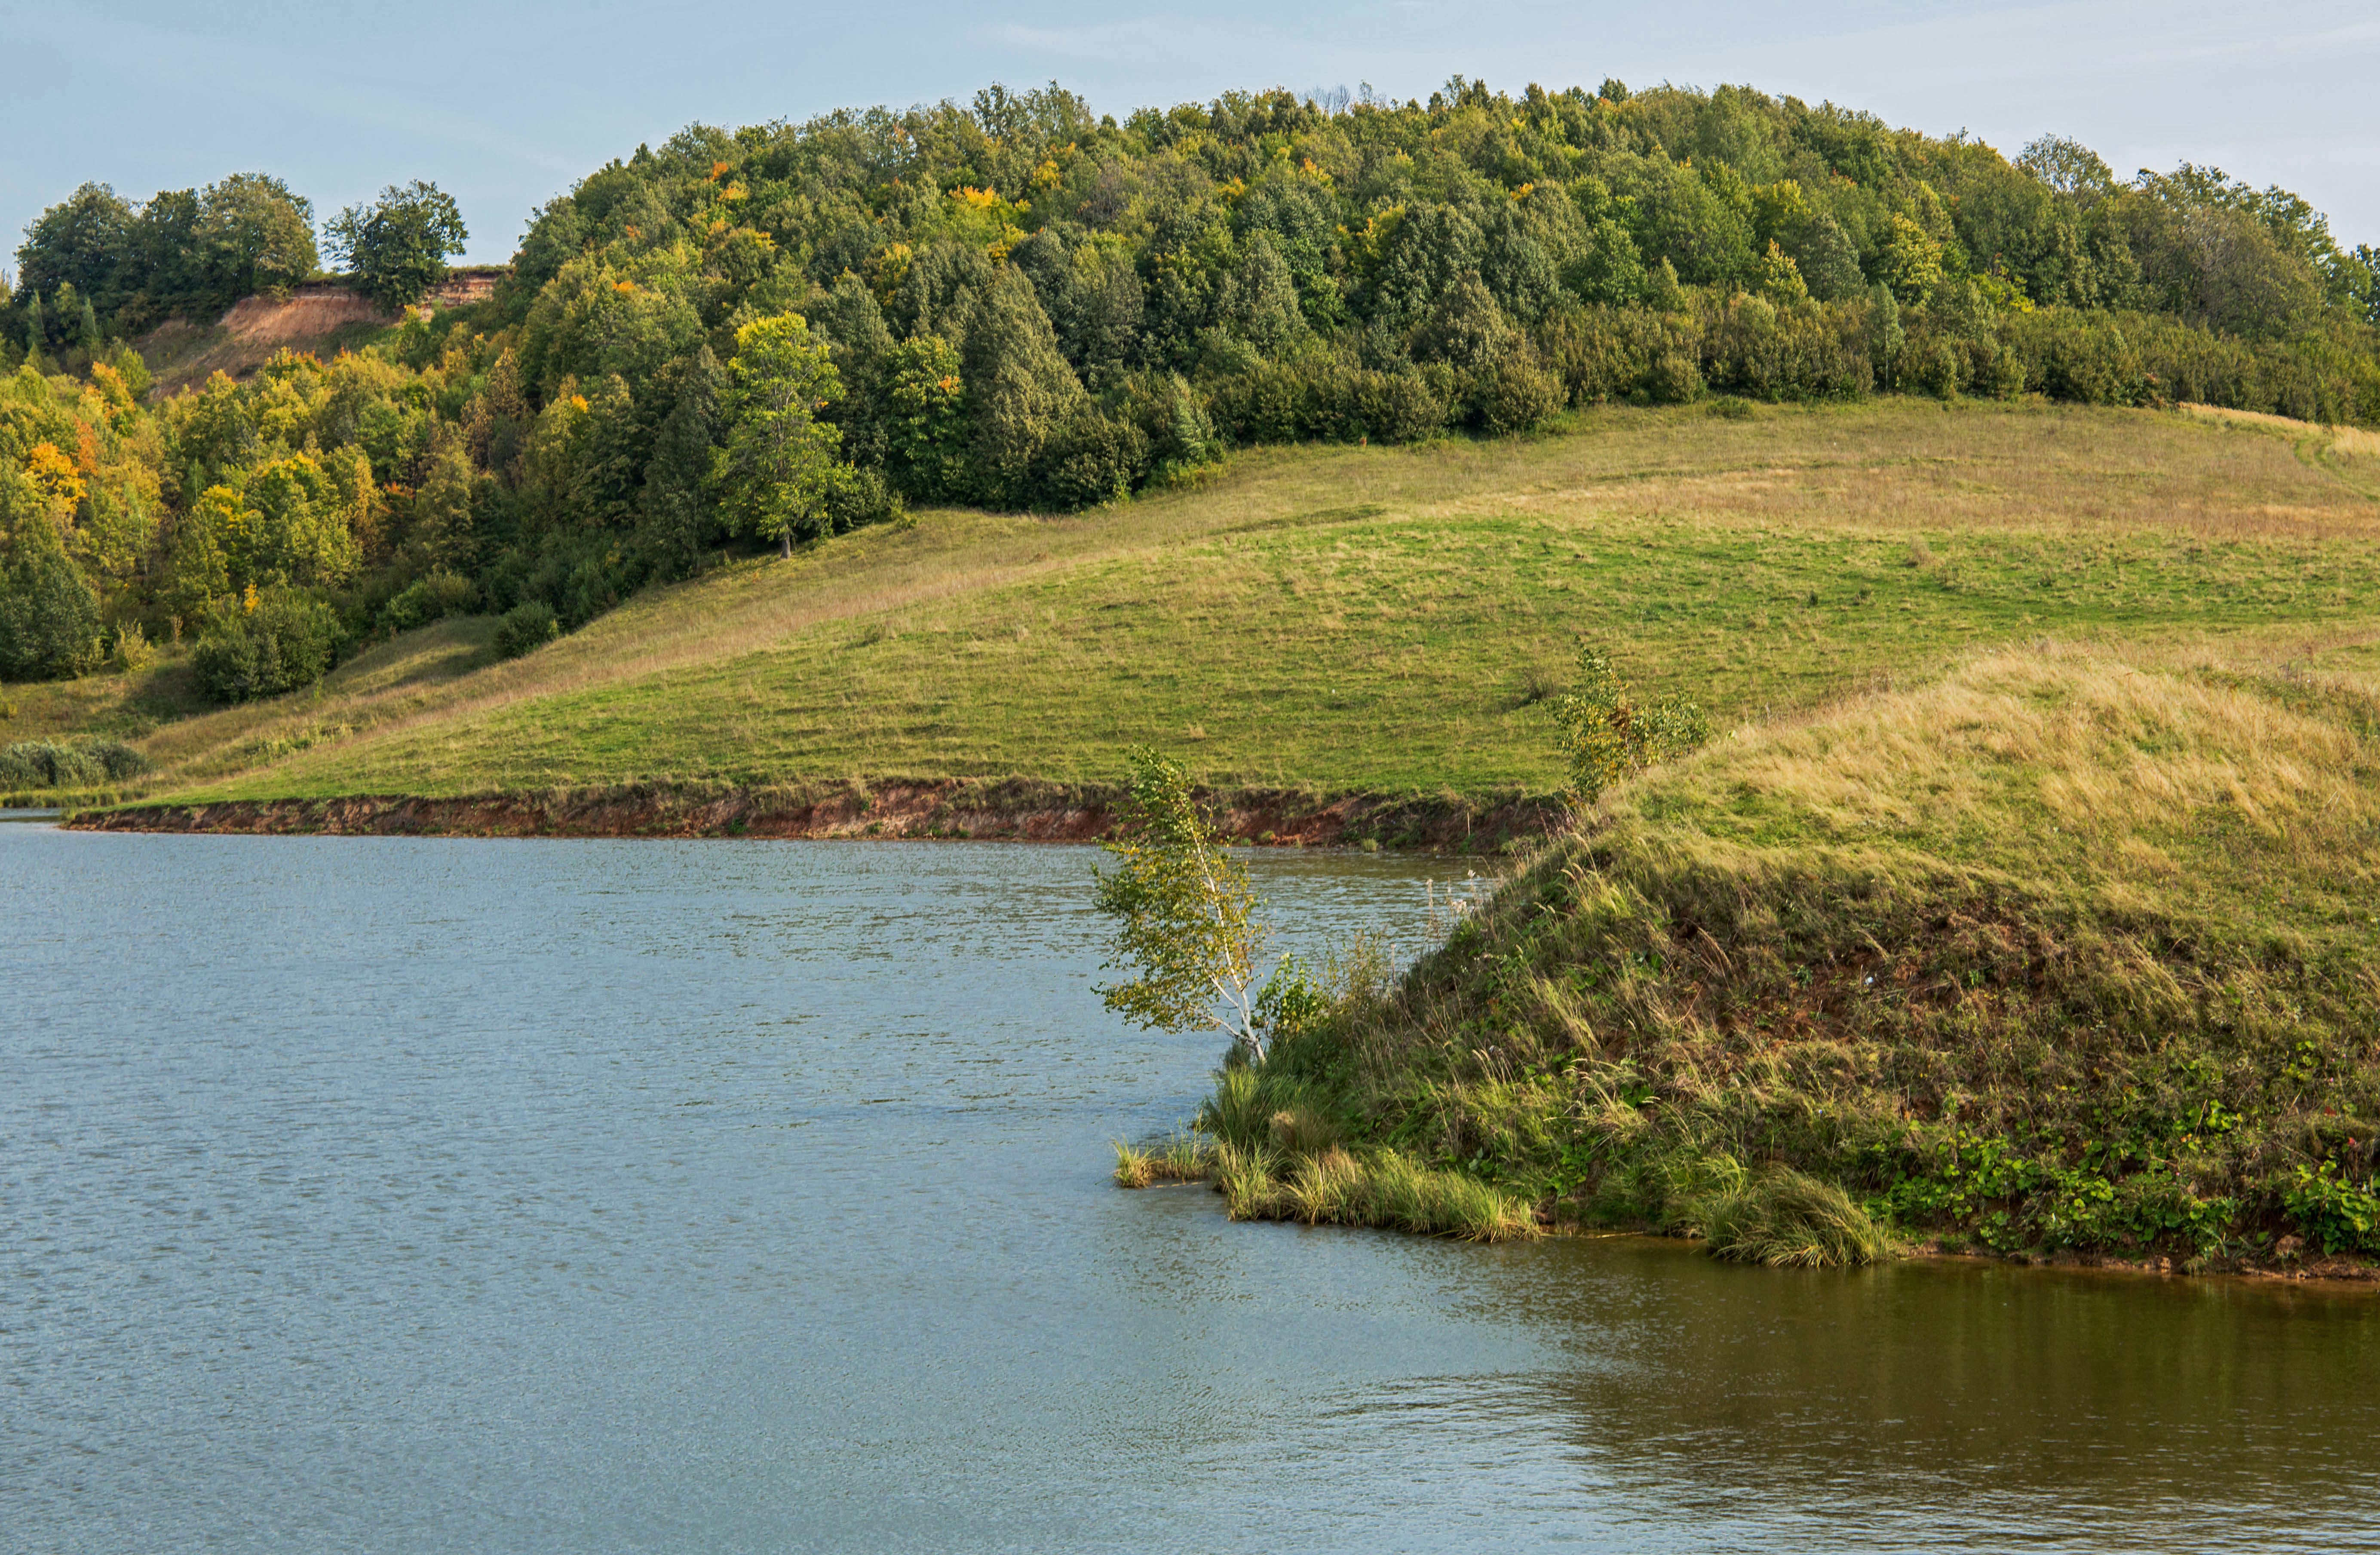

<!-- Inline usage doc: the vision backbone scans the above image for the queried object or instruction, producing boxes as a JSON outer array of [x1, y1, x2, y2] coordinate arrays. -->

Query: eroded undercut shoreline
[[67, 779, 1567, 851]]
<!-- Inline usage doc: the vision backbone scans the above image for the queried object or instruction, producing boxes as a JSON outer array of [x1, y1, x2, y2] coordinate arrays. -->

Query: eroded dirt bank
[[71, 778, 1566, 851]]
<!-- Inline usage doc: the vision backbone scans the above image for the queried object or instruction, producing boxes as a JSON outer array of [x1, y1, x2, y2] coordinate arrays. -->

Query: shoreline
[[64, 778, 1568, 851]]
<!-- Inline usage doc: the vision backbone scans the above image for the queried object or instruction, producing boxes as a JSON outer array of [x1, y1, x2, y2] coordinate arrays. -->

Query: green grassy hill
[[15, 398, 2380, 814], [1197, 638, 2380, 1271]]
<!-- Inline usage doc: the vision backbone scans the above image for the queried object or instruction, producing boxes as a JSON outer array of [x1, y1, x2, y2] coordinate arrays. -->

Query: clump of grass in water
[[1111, 1131, 1214, 1188], [1113, 1066, 1540, 1242]]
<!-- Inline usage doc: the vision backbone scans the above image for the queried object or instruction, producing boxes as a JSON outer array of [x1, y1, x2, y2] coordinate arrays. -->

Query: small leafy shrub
[[492, 600, 560, 658], [0, 737, 148, 790], [485, 532, 648, 630], [380, 570, 482, 633], [1472, 358, 1564, 435], [1205, 360, 1449, 447], [191, 587, 344, 704], [1034, 408, 1149, 509], [1555, 645, 1711, 804], [1911, 338, 1963, 399], [1646, 350, 1703, 404], [108, 621, 156, 674], [2285, 1162, 2380, 1255], [824, 465, 906, 532]]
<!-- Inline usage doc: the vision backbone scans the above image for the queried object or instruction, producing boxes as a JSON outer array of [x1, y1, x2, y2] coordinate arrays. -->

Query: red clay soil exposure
[[73, 779, 1567, 851]]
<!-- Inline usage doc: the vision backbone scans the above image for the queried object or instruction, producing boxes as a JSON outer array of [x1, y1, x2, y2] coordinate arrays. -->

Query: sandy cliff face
[[140, 283, 395, 393], [138, 270, 506, 393]]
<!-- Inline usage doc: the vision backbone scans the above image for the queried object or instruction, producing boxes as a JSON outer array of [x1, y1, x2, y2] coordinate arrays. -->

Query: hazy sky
[[6, 0, 2375, 270]]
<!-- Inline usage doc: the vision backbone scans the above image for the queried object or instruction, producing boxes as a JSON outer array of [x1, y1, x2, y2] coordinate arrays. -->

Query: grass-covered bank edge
[[1118, 642, 2380, 1279], [65, 776, 1566, 850]]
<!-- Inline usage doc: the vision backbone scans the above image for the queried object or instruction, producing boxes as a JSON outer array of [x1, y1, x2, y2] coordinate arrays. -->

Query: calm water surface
[[4, 826, 2375, 1552]]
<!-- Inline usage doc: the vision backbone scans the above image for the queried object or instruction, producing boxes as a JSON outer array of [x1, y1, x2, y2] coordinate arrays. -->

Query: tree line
[[4, 77, 2379, 696]]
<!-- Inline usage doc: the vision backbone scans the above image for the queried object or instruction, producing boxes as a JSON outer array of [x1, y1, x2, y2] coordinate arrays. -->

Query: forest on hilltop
[[5, 78, 2380, 701]]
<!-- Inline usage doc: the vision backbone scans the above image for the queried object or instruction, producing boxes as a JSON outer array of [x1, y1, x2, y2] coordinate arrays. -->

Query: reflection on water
[[3, 827, 2373, 1553]]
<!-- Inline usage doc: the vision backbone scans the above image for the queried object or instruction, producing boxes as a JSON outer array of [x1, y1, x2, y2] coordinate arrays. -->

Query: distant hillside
[[6, 77, 2378, 740]]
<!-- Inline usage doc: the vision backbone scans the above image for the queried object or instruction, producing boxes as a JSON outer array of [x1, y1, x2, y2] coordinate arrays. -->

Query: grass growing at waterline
[[1112, 1133, 1213, 1189], [1183, 639, 2380, 1271], [1114, 1067, 1543, 1242], [27, 399, 2380, 811]]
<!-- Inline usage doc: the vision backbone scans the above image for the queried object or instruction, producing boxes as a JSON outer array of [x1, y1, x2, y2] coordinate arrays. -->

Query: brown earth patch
[[69, 778, 1567, 852], [140, 283, 396, 393]]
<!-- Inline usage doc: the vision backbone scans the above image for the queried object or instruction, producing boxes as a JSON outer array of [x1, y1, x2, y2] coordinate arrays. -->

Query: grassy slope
[[29, 398, 2380, 808], [1226, 641, 2380, 1266]]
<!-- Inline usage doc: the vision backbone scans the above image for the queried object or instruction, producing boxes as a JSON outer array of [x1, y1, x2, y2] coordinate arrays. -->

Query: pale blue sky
[[6, 0, 2375, 270]]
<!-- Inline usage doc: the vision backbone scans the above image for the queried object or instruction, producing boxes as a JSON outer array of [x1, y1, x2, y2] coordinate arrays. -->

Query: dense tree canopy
[[2, 77, 2377, 700], [12, 174, 316, 339]]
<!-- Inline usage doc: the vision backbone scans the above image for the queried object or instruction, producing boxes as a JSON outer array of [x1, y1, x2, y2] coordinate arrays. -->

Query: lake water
[[5, 826, 2376, 1552]]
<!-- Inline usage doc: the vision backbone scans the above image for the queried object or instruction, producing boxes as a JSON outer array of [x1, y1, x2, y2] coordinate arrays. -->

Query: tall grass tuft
[[1699, 1167, 1896, 1268], [1113, 1131, 1215, 1188], [1112, 1140, 1156, 1189]]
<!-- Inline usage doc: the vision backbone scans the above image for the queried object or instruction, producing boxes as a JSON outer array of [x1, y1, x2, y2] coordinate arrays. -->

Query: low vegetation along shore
[[1119, 639, 2380, 1279]]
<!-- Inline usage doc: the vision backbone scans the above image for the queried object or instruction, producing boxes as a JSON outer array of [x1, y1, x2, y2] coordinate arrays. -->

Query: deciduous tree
[[712, 314, 845, 557], [325, 181, 469, 309]]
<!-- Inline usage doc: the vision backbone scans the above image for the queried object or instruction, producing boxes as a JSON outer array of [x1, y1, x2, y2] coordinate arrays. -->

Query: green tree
[[190, 584, 343, 703], [1411, 271, 1515, 370], [197, 173, 318, 302], [1756, 241, 1810, 304], [960, 269, 1082, 507], [21, 293, 46, 368], [325, 181, 469, 309], [1867, 283, 1904, 388], [885, 334, 969, 500], [1629, 156, 1755, 287], [2018, 135, 2117, 199], [1092, 747, 1274, 1060], [1216, 230, 1306, 354], [1794, 214, 1866, 302], [1369, 205, 1483, 334], [124, 188, 207, 327], [0, 518, 102, 681], [162, 487, 239, 625], [2346, 245, 2380, 328], [712, 313, 846, 557], [240, 455, 360, 587], [14, 183, 135, 323], [637, 345, 726, 578], [1878, 213, 1944, 304], [1566, 218, 1648, 305]]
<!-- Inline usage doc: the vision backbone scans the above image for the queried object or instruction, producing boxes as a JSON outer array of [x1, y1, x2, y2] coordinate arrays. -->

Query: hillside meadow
[[9, 396, 2379, 811]]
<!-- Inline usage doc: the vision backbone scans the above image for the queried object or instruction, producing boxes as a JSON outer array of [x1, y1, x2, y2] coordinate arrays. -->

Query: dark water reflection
[[3, 828, 2372, 1552]]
